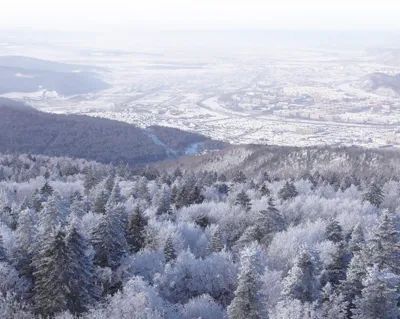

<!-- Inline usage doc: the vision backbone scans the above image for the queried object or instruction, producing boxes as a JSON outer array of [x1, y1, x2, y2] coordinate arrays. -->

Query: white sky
[[2, 0, 400, 32]]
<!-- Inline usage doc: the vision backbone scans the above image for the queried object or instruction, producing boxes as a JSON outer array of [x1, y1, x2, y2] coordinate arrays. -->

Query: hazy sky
[[2, 0, 400, 32]]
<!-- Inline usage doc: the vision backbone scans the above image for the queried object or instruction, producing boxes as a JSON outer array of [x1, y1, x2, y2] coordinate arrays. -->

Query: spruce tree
[[278, 181, 298, 201], [282, 249, 320, 303], [64, 220, 97, 315], [325, 219, 343, 243], [369, 210, 400, 274], [353, 265, 399, 319], [348, 223, 365, 254], [209, 226, 224, 253], [227, 243, 267, 319], [33, 229, 69, 317], [164, 236, 177, 263], [235, 191, 252, 212], [320, 242, 348, 288], [126, 205, 148, 253], [91, 201, 128, 270], [363, 183, 384, 208], [93, 189, 109, 215]]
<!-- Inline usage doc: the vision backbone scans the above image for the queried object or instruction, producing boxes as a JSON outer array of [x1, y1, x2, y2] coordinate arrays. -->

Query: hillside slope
[[0, 99, 225, 165]]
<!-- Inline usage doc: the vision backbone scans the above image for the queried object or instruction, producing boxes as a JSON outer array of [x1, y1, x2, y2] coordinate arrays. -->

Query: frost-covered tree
[[227, 243, 267, 319], [363, 183, 384, 208], [353, 265, 399, 319], [325, 219, 343, 243], [33, 229, 69, 316], [235, 190, 252, 212], [278, 181, 298, 201], [93, 189, 109, 215], [369, 210, 400, 274], [320, 242, 348, 288], [348, 223, 365, 254], [209, 226, 225, 253], [126, 205, 148, 253], [282, 249, 320, 303], [163, 236, 177, 263], [64, 219, 97, 315], [91, 201, 128, 270]]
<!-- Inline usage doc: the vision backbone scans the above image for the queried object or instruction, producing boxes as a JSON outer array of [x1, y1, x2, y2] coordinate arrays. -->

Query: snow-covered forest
[[0, 151, 400, 318]]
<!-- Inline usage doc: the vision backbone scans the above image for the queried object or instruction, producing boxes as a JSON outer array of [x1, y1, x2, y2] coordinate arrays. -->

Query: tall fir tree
[[235, 191, 252, 212], [91, 201, 128, 270], [353, 265, 400, 319], [163, 236, 177, 264], [227, 243, 267, 319], [126, 205, 148, 253], [282, 249, 320, 303], [325, 219, 343, 243], [278, 181, 298, 201], [363, 183, 384, 208], [369, 210, 400, 274], [64, 219, 97, 315]]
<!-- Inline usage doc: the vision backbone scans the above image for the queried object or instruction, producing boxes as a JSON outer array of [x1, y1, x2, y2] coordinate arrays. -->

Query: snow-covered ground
[[1, 36, 400, 149]]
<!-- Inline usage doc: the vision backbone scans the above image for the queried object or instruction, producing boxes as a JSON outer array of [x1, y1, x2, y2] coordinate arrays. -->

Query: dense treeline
[[0, 152, 399, 318]]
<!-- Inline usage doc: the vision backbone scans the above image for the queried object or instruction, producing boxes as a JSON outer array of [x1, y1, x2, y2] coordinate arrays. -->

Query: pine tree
[[64, 220, 97, 315], [282, 249, 320, 303], [91, 201, 128, 270], [0, 232, 7, 262], [339, 250, 367, 318], [320, 285, 348, 319], [348, 223, 365, 254], [235, 191, 252, 212], [257, 197, 285, 235], [260, 184, 271, 197], [278, 181, 298, 201], [93, 189, 109, 215], [33, 229, 69, 317], [155, 185, 172, 216], [40, 182, 53, 198], [363, 183, 384, 208], [39, 193, 64, 234], [232, 171, 247, 184], [353, 265, 400, 319], [369, 210, 400, 274], [227, 243, 267, 319], [126, 205, 148, 253], [209, 226, 224, 253], [163, 236, 177, 263], [325, 219, 343, 243], [320, 242, 348, 288]]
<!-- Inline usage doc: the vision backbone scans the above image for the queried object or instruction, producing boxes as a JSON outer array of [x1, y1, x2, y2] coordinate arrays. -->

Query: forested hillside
[[0, 150, 399, 318], [0, 99, 224, 166]]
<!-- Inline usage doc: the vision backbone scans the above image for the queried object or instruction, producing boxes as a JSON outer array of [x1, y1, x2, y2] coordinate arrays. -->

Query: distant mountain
[[362, 72, 400, 95], [0, 99, 225, 166], [0, 55, 109, 96]]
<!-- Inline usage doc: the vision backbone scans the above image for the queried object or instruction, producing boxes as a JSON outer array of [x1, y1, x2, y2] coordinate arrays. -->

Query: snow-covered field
[[1, 36, 400, 148]]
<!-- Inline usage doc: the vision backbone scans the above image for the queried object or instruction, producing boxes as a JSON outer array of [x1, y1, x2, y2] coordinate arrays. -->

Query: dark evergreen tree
[[235, 191, 252, 212], [64, 220, 97, 315], [164, 237, 177, 263], [93, 189, 109, 215], [91, 201, 128, 270], [363, 183, 384, 208], [232, 171, 247, 183], [321, 242, 348, 288], [325, 219, 344, 243], [260, 184, 271, 197], [282, 249, 320, 303], [278, 181, 298, 201], [39, 182, 53, 198], [126, 205, 148, 253], [33, 230, 69, 317]]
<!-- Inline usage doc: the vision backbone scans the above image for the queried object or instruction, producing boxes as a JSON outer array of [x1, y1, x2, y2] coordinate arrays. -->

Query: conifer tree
[[348, 223, 365, 254], [126, 205, 148, 253], [91, 201, 128, 270], [325, 219, 343, 243], [353, 265, 399, 319], [363, 183, 384, 208], [33, 229, 69, 317], [209, 226, 224, 253], [93, 189, 109, 215], [164, 236, 177, 263], [282, 249, 320, 303], [235, 191, 252, 212], [369, 210, 400, 274], [227, 243, 267, 319], [64, 219, 97, 315], [320, 242, 348, 288], [260, 184, 271, 197], [278, 181, 298, 201]]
